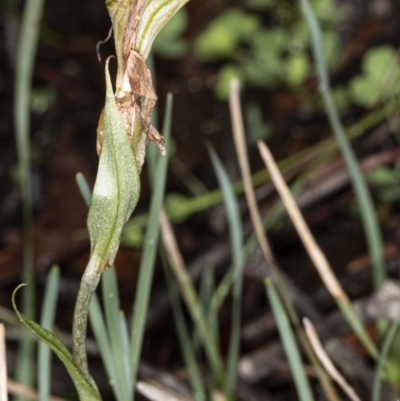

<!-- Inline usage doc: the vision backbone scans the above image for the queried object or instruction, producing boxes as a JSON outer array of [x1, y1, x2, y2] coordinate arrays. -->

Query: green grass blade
[[89, 294, 123, 401], [102, 268, 130, 401], [207, 145, 244, 394], [201, 263, 219, 348], [38, 266, 60, 401], [13, 286, 102, 401], [130, 94, 173, 394], [265, 279, 315, 401], [372, 321, 400, 401], [163, 262, 205, 400], [14, 0, 45, 393], [118, 311, 132, 394], [160, 212, 229, 397], [76, 173, 92, 207], [299, 0, 385, 289]]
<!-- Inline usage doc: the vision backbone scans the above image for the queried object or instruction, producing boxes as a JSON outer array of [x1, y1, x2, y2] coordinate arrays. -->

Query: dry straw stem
[[258, 141, 378, 358], [159, 209, 229, 397], [229, 78, 276, 272], [229, 79, 341, 401], [257, 141, 347, 301], [0, 324, 7, 401], [136, 381, 194, 401], [6, 378, 67, 401], [303, 318, 361, 401]]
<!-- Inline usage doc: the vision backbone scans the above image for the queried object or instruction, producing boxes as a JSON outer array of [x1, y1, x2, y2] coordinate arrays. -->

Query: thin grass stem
[[372, 321, 400, 401], [38, 266, 60, 401], [159, 210, 230, 398], [299, 0, 385, 289], [163, 260, 205, 400], [130, 95, 173, 396], [14, 0, 45, 392], [265, 280, 315, 401], [258, 140, 378, 358], [208, 145, 243, 394]]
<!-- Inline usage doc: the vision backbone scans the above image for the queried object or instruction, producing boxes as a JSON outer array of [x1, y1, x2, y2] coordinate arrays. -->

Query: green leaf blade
[[13, 285, 102, 401], [87, 59, 140, 270]]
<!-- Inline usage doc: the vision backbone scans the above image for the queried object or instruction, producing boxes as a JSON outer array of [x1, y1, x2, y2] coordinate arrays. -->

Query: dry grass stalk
[[0, 324, 7, 401], [303, 318, 361, 401], [257, 140, 348, 302], [229, 78, 276, 272], [6, 378, 67, 401], [136, 381, 194, 401]]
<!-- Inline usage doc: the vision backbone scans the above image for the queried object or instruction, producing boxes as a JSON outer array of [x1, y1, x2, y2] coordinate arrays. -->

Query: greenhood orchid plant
[[13, 1, 189, 400]]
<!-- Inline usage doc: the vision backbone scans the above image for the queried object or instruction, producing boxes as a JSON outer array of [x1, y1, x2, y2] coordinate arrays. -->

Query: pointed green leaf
[[87, 58, 140, 270], [12, 285, 102, 401]]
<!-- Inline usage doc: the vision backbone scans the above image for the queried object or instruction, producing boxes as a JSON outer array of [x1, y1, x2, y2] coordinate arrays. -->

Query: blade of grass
[[0, 324, 7, 401], [207, 145, 243, 394], [303, 318, 361, 401], [203, 264, 219, 353], [14, 0, 45, 392], [258, 140, 378, 358], [265, 279, 315, 401], [118, 311, 132, 394], [227, 78, 340, 401], [299, 0, 385, 290], [372, 321, 400, 401], [102, 267, 131, 401], [89, 294, 124, 401], [38, 266, 60, 401], [163, 260, 205, 401], [159, 210, 229, 398], [76, 173, 92, 207], [130, 94, 173, 396]]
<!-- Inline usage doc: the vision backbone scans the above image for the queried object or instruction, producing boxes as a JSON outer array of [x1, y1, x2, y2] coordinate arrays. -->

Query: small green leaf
[[87, 59, 140, 270], [195, 8, 260, 61], [363, 46, 397, 81], [367, 167, 400, 187], [349, 46, 400, 106], [284, 53, 310, 86], [245, 103, 271, 145], [12, 285, 102, 401]]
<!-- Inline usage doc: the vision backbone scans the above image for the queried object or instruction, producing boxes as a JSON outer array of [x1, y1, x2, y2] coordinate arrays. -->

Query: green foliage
[[245, 103, 272, 145], [193, 0, 341, 99], [349, 45, 400, 106], [265, 280, 315, 401], [367, 166, 400, 202], [12, 285, 102, 401], [87, 60, 140, 271], [195, 8, 260, 61], [284, 53, 310, 86]]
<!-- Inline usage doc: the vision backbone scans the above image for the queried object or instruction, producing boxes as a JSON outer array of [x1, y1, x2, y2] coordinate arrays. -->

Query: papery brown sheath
[[97, 0, 165, 172]]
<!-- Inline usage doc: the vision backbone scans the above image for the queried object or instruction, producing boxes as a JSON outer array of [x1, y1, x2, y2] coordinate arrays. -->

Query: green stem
[[72, 254, 103, 380], [300, 0, 385, 289]]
